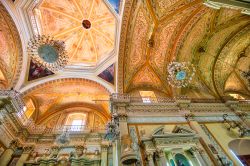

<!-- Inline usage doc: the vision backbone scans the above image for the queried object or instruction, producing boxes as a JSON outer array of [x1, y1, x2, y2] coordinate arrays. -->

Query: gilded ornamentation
[[0, 3, 23, 88]]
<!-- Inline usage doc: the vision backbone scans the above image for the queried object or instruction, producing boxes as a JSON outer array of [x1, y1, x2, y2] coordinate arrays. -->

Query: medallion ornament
[[167, 62, 196, 88]]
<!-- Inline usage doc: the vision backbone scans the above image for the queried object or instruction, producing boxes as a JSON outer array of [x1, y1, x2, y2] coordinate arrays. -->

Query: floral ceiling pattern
[[118, 0, 250, 99], [0, 3, 22, 89]]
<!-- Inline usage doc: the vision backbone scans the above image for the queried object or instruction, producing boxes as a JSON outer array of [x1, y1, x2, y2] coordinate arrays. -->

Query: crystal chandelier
[[105, 113, 120, 142], [27, 35, 69, 72], [242, 69, 250, 87], [167, 62, 196, 88], [55, 129, 70, 145]]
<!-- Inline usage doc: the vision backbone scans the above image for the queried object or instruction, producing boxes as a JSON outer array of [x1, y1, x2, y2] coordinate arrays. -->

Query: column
[[112, 141, 117, 166], [156, 148, 166, 166], [117, 106, 138, 165], [0, 139, 19, 166], [188, 119, 220, 166], [101, 144, 108, 166], [189, 147, 207, 166], [16, 146, 34, 166], [146, 152, 155, 166]]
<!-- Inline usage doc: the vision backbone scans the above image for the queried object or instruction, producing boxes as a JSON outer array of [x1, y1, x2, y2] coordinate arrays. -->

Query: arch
[[20, 75, 115, 94], [22, 78, 111, 125], [0, 3, 23, 89], [229, 139, 250, 165], [174, 153, 191, 166]]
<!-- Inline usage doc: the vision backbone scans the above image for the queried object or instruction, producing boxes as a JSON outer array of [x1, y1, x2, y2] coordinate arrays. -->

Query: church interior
[[0, 0, 249, 165]]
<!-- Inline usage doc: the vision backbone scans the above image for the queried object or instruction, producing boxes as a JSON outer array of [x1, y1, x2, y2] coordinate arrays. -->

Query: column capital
[[23, 145, 34, 154], [9, 139, 19, 150], [185, 113, 195, 121], [156, 148, 164, 157], [146, 151, 154, 160], [118, 113, 128, 122], [101, 143, 109, 151]]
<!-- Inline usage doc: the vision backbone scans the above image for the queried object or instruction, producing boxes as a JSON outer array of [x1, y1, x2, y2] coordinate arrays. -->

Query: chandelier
[[55, 129, 70, 145], [242, 69, 250, 87], [27, 35, 69, 72], [167, 62, 196, 88], [105, 113, 120, 142]]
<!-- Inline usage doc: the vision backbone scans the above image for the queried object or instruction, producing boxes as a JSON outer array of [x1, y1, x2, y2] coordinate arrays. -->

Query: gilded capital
[[9, 139, 19, 150], [23, 145, 34, 154]]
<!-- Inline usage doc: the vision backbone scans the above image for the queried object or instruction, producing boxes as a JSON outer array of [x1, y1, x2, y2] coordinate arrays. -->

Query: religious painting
[[98, 64, 115, 85], [108, 0, 120, 13], [28, 60, 54, 81]]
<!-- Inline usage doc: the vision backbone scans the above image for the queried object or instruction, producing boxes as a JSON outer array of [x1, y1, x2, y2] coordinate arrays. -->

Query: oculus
[[27, 35, 69, 72]]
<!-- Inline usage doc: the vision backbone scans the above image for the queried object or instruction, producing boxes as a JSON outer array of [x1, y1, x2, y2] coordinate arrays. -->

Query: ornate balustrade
[[110, 93, 250, 104], [25, 124, 106, 135]]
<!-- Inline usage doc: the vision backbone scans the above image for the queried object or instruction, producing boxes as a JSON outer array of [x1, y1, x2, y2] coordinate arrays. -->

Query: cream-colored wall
[[205, 123, 250, 165]]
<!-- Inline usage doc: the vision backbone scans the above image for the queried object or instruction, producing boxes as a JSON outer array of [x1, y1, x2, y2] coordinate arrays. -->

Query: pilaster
[[0, 139, 19, 166], [16, 145, 34, 166]]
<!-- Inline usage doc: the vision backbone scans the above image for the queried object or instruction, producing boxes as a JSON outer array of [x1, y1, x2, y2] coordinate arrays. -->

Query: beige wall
[[205, 123, 250, 165]]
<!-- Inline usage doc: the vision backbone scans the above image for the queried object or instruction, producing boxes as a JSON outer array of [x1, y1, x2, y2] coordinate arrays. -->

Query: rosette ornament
[[27, 35, 69, 72], [167, 62, 196, 88]]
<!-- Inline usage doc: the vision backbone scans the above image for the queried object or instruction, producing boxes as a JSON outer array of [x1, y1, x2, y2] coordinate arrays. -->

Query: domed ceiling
[[118, 0, 250, 99], [36, 0, 116, 67]]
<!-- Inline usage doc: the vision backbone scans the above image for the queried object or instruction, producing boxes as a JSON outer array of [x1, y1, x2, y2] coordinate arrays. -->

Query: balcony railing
[[110, 93, 250, 104], [25, 124, 106, 135]]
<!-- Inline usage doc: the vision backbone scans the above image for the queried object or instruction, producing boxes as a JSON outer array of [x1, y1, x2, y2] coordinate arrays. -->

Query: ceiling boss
[[167, 62, 196, 88], [27, 35, 69, 72]]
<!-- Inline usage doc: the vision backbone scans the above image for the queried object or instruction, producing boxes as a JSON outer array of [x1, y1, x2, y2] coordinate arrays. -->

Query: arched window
[[65, 113, 87, 131], [24, 98, 35, 119], [229, 139, 250, 166], [139, 91, 157, 103]]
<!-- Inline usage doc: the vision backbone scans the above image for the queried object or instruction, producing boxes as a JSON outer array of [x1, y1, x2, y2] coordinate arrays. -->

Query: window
[[65, 113, 86, 131], [229, 94, 245, 100], [24, 98, 35, 119], [139, 91, 157, 103]]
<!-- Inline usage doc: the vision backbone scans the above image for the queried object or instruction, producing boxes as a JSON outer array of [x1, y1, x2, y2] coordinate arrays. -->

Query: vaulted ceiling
[[118, 0, 250, 99], [23, 78, 110, 124], [0, 3, 22, 89]]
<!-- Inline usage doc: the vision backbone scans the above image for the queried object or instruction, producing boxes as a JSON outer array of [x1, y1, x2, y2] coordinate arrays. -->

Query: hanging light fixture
[[105, 113, 120, 142], [242, 69, 250, 87], [55, 129, 70, 145], [167, 62, 196, 88], [27, 35, 69, 72]]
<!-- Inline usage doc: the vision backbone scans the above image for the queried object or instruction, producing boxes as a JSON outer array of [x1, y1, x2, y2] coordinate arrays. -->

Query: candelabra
[[27, 35, 69, 72], [242, 69, 250, 87], [55, 129, 70, 145], [167, 62, 196, 88]]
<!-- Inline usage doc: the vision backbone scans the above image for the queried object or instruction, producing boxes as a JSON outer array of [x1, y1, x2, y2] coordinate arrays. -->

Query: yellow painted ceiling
[[118, 0, 250, 99], [0, 3, 22, 89], [23, 78, 110, 123], [38, 0, 116, 66]]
